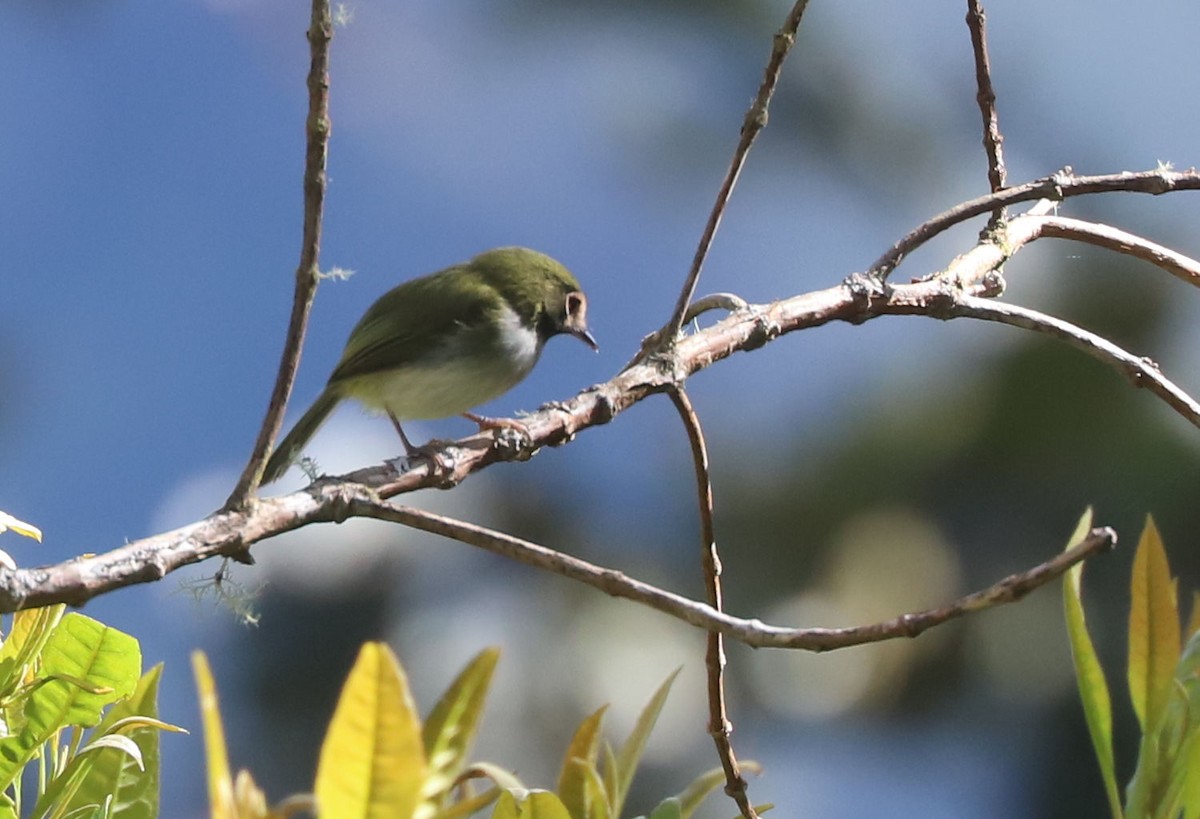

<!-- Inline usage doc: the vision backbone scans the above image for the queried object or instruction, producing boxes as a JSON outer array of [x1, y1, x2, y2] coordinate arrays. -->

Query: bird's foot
[[464, 412, 535, 459], [464, 411, 531, 438], [389, 440, 454, 478]]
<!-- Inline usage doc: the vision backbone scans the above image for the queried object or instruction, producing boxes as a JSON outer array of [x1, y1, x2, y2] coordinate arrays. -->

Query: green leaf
[[38, 664, 171, 819], [79, 735, 144, 768], [315, 642, 427, 819], [676, 764, 761, 819], [434, 786, 501, 819], [0, 606, 66, 702], [1178, 709, 1200, 819], [1126, 530, 1200, 819], [646, 797, 682, 819], [566, 759, 609, 819], [600, 742, 618, 816], [32, 614, 141, 730], [1150, 632, 1200, 818], [461, 761, 526, 792], [1186, 592, 1200, 642], [1128, 515, 1180, 733], [611, 668, 680, 817], [419, 647, 499, 811], [0, 615, 139, 793], [1061, 508, 1122, 819], [556, 706, 607, 817], [492, 790, 573, 819], [1126, 695, 1176, 817], [192, 652, 235, 819]]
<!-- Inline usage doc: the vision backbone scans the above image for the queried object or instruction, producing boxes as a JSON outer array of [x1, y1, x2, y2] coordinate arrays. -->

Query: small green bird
[[262, 247, 597, 484]]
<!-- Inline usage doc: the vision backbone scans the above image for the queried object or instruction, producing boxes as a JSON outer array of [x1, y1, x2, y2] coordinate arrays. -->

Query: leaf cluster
[[0, 605, 180, 818], [1065, 510, 1200, 818], [194, 644, 758, 818]]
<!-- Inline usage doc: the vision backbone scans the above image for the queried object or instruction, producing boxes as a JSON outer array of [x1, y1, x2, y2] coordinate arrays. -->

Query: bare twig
[[660, 0, 810, 345], [1032, 214, 1200, 287], [343, 497, 1118, 652], [685, 293, 750, 323], [224, 0, 333, 512], [944, 296, 1200, 429], [668, 388, 756, 819], [869, 166, 1200, 279], [965, 0, 1006, 215]]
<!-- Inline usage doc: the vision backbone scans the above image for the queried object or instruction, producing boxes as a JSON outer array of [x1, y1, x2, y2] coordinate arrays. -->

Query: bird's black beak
[[571, 327, 599, 352]]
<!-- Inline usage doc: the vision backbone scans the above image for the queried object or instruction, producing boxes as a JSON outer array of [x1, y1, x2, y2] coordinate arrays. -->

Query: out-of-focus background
[[5, 1, 1200, 816]]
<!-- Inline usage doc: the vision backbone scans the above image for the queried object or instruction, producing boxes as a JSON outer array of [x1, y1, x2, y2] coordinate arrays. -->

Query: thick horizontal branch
[[0, 270, 990, 610], [6, 191, 1195, 611]]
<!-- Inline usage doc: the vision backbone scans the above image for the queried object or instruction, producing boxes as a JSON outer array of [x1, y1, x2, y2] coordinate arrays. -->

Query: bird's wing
[[328, 271, 493, 383]]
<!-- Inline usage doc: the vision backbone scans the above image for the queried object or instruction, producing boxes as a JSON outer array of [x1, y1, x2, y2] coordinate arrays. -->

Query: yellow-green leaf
[[647, 796, 683, 819], [1187, 591, 1200, 641], [556, 706, 607, 816], [0, 605, 65, 699], [1128, 515, 1181, 733], [232, 768, 270, 819], [30, 613, 140, 730], [1061, 508, 1122, 819], [435, 785, 501, 819], [567, 758, 610, 819], [492, 790, 573, 819], [676, 762, 760, 819], [0, 511, 42, 542], [192, 651, 236, 819], [1164, 632, 1200, 818], [315, 642, 426, 819], [601, 742, 619, 816], [1178, 707, 1200, 819], [461, 761, 526, 792], [35, 663, 170, 819], [0, 614, 140, 792], [419, 647, 499, 810], [612, 668, 680, 817], [1126, 689, 1179, 815]]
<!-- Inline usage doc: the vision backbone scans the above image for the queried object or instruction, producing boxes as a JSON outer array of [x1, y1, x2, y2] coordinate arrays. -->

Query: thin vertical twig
[[660, 0, 810, 345], [225, 0, 333, 512], [668, 387, 758, 819], [965, 0, 1007, 227]]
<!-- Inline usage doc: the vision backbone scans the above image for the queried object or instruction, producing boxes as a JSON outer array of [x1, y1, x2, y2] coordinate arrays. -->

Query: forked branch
[[224, 0, 333, 511]]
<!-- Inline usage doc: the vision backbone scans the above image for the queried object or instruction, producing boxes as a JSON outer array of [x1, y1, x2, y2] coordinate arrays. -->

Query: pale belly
[[343, 358, 534, 419], [339, 310, 543, 420]]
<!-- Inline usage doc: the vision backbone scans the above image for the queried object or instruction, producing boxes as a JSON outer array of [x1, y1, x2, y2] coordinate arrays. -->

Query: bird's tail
[[262, 388, 341, 484]]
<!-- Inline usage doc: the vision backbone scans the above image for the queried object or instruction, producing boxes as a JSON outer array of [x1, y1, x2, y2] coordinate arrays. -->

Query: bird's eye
[[566, 291, 586, 319]]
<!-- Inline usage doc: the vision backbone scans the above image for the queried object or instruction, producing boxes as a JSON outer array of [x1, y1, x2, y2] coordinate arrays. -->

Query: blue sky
[[6, 2, 1200, 816]]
